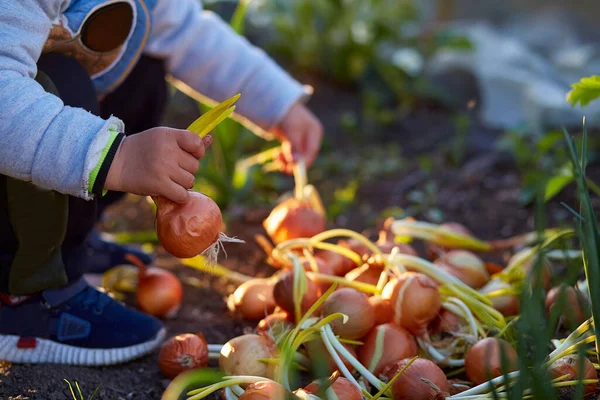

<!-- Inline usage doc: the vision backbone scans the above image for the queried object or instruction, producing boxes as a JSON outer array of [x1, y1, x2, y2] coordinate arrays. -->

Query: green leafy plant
[[64, 380, 100, 400], [567, 76, 600, 108]]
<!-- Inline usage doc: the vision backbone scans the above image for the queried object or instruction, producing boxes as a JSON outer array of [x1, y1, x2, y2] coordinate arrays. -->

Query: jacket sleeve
[[144, 0, 309, 131], [0, 0, 124, 200]]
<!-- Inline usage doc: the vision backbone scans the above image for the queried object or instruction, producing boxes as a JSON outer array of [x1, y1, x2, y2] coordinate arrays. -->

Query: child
[[0, 0, 322, 365]]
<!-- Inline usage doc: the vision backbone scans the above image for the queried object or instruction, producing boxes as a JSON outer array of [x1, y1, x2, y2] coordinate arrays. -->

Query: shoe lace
[[75, 287, 113, 313]]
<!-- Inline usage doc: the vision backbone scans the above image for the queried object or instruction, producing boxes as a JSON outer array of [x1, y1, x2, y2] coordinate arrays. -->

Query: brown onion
[[239, 381, 287, 399], [315, 250, 356, 276], [136, 266, 183, 319], [272, 271, 321, 316], [377, 230, 418, 256], [155, 192, 229, 258], [219, 334, 278, 379], [345, 264, 383, 286], [434, 250, 489, 289], [158, 333, 209, 378], [549, 355, 597, 394], [227, 279, 276, 321], [338, 237, 371, 258], [309, 257, 338, 293], [358, 323, 417, 375], [382, 272, 442, 335], [305, 339, 356, 374], [480, 279, 519, 316], [465, 338, 519, 385], [303, 377, 362, 400], [545, 286, 588, 326], [263, 197, 326, 244], [429, 309, 463, 335], [369, 296, 394, 326], [256, 312, 293, 338], [383, 358, 450, 400], [321, 288, 375, 339]]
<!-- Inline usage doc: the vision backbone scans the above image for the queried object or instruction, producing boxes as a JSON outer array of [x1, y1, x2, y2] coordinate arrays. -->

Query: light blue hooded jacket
[[0, 0, 307, 200]]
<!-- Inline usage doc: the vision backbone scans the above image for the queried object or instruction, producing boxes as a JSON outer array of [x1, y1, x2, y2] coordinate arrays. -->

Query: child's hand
[[104, 127, 212, 204], [272, 102, 323, 174]]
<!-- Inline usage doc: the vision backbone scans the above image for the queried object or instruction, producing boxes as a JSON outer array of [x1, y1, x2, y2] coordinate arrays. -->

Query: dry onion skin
[[303, 377, 362, 400], [434, 250, 489, 289], [383, 358, 450, 400], [545, 286, 589, 326], [369, 296, 394, 326], [549, 355, 597, 394], [480, 279, 519, 317], [219, 334, 278, 379], [158, 333, 209, 379], [238, 381, 288, 400], [382, 272, 442, 336], [155, 192, 243, 260], [227, 278, 276, 321], [136, 267, 183, 319], [272, 271, 321, 316], [263, 197, 326, 244], [321, 288, 375, 339], [464, 337, 519, 385], [357, 323, 417, 375]]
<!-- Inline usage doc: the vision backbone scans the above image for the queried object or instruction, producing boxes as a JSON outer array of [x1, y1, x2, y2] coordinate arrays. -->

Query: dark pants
[[0, 53, 167, 295]]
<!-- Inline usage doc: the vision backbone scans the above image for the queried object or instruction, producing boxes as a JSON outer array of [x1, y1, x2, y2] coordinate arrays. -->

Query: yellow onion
[[357, 323, 417, 375], [382, 273, 442, 336], [315, 250, 356, 276], [155, 192, 226, 258], [238, 381, 287, 399], [383, 358, 450, 400], [321, 288, 375, 339], [465, 337, 519, 385], [549, 355, 597, 394], [305, 339, 357, 374], [345, 263, 383, 287], [263, 198, 325, 244], [256, 312, 293, 338], [219, 334, 278, 379], [303, 377, 362, 400], [136, 266, 183, 319], [545, 285, 588, 326], [272, 271, 321, 316], [158, 333, 208, 379], [369, 296, 394, 326], [227, 279, 276, 321], [434, 250, 489, 289], [480, 279, 519, 317]]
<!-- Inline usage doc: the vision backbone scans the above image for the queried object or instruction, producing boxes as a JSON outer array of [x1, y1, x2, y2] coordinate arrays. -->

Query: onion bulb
[[155, 192, 242, 259], [315, 250, 356, 276], [219, 334, 278, 379], [369, 296, 394, 326], [434, 250, 489, 289], [357, 323, 417, 375], [239, 381, 287, 399], [305, 339, 356, 374], [383, 358, 450, 400], [263, 197, 325, 244], [345, 264, 383, 286], [227, 279, 276, 321], [377, 230, 418, 256], [338, 237, 371, 259], [382, 272, 442, 335], [303, 377, 362, 400], [545, 285, 589, 326], [480, 279, 519, 316], [549, 355, 597, 394], [427, 222, 473, 258], [321, 288, 375, 339], [158, 333, 209, 378], [272, 271, 321, 316], [429, 309, 463, 335], [465, 338, 518, 385], [136, 266, 183, 319], [256, 312, 293, 338]]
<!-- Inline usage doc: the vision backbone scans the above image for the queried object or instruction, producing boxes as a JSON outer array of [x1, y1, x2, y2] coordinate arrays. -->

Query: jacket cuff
[[88, 131, 125, 196]]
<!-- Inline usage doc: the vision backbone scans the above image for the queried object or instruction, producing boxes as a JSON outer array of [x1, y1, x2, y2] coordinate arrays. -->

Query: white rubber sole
[[0, 328, 166, 366]]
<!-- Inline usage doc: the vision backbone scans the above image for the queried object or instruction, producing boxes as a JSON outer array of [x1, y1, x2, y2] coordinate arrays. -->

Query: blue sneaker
[[0, 278, 165, 365], [84, 230, 155, 274]]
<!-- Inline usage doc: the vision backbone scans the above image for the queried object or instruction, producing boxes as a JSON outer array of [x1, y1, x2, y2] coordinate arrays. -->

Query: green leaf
[[567, 75, 600, 107], [544, 164, 573, 202], [162, 368, 225, 400], [230, 0, 252, 35]]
